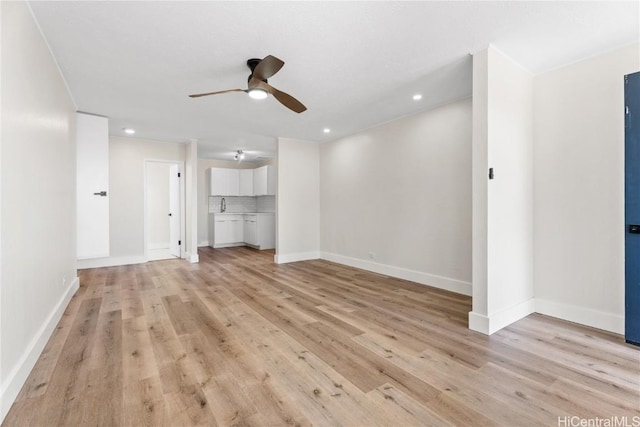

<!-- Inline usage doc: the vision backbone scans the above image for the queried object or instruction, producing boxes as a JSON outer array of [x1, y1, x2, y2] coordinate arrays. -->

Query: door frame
[[143, 159, 186, 261]]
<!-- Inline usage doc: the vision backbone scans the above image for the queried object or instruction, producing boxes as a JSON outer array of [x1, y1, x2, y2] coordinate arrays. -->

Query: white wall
[[1, 2, 78, 421], [470, 47, 535, 335], [319, 100, 472, 294], [276, 138, 320, 263], [146, 162, 171, 249], [534, 43, 640, 333], [196, 158, 254, 247], [78, 137, 186, 267]]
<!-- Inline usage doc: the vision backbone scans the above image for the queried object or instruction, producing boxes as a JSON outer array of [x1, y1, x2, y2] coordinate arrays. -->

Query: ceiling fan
[[189, 55, 307, 113]]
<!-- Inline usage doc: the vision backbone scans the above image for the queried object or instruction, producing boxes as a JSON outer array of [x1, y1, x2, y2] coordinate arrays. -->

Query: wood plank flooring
[[4, 246, 639, 426]]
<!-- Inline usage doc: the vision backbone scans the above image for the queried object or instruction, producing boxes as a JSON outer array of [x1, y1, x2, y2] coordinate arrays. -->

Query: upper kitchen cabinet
[[209, 167, 240, 196], [239, 169, 254, 196], [253, 165, 276, 195]]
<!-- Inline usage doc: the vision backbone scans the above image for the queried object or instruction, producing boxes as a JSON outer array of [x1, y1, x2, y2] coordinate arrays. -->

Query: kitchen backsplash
[[209, 195, 275, 213], [257, 195, 276, 213]]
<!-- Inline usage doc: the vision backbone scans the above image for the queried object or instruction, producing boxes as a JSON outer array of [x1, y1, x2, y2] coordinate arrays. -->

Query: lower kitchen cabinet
[[243, 215, 258, 246], [210, 212, 274, 249], [212, 214, 243, 245], [255, 213, 275, 249]]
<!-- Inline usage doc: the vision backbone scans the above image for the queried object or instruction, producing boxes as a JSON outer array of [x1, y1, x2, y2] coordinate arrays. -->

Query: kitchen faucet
[[221, 197, 226, 212]]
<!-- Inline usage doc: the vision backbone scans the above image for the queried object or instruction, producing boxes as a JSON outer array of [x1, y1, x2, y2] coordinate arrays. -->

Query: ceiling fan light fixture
[[189, 55, 306, 113], [248, 88, 268, 100]]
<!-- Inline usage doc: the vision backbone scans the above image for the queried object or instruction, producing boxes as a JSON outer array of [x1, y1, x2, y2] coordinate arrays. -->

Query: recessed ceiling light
[[413, 94, 423, 101], [323, 128, 331, 133], [123, 128, 135, 134]]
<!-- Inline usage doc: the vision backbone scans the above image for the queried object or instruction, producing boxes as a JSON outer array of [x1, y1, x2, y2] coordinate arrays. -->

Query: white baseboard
[[213, 242, 245, 249], [469, 298, 536, 335], [198, 241, 209, 247], [275, 251, 321, 264], [0, 277, 79, 422], [77, 255, 147, 269], [468, 311, 490, 334], [184, 252, 199, 263], [320, 252, 472, 296], [148, 243, 170, 250], [535, 298, 624, 335]]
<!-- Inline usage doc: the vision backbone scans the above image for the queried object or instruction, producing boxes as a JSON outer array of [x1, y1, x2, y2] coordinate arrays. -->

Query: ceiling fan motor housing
[[247, 58, 267, 83]]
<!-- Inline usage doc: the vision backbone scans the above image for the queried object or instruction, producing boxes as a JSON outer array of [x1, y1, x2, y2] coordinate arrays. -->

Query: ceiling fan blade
[[252, 55, 285, 81], [189, 88, 246, 98], [266, 83, 307, 113]]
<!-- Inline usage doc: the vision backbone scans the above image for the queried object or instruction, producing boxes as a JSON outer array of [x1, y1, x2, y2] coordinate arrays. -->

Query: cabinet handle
[[93, 191, 107, 196]]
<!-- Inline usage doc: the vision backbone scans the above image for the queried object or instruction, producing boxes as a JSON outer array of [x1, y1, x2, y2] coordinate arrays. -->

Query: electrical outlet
[[368, 252, 376, 260]]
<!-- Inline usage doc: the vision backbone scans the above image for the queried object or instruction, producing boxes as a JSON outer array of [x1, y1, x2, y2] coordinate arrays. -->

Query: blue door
[[625, 71, 640, 346]]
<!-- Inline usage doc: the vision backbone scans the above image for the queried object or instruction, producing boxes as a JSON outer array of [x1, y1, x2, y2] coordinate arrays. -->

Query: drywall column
[[185, 139, 199, 263], [469, 46, 535, 335], [275, 137, 320, 263]]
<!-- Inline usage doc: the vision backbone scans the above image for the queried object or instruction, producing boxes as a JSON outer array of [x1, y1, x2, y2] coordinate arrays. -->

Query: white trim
[[213, 242, 245, 249], [0, 277, 79, 422], [184, 252, 200, 263], [77, 255, 147, 269], [491, 298, 535, 334], [468, 298, 535, 335], [275, 251, 321, 264], [535, 298, 624, 335], [468, 311, 490, 335], [321, 252, 472, 296], [26, 3, 78, 110], [148, 243, 170, 250], [198, 241, 209, 247]]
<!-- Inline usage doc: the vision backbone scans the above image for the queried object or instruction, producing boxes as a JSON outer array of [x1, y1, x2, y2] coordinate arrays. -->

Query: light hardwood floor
[[4, 246, 639, 426]]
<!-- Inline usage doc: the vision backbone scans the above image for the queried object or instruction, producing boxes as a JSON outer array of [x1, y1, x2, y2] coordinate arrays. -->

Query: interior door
[[169, 165, 181, 258], [625, 71, 640, 346], [76, 113, 109, 259]]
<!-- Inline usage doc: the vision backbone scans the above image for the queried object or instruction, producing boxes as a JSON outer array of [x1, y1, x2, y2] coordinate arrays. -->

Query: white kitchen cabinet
[[226, 169, 240, 195], [239, 169, 254, 196], [211, 212, 274, 249], [213, 214, 243, 246], [229, 215, 243, 242], [256, 213, 275, 249], [210, 168, 226, 196], [243, 214, 257, 246], [209, 168, 240, 196], [253, 165, 276, 196], [267, 166, 276, 195]]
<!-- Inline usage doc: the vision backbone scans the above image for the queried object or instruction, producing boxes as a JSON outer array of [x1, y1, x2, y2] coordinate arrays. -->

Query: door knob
[[93, 191, 107, 196], [629, 224, 640, 234], [168, 213, 172, 217]]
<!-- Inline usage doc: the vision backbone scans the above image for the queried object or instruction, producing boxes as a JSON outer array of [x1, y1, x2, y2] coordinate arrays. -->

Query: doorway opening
[[144, 160, 184, 261]]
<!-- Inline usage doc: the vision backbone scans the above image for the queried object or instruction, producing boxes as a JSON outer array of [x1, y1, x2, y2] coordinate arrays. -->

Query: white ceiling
[[29, 1, 639, 161]]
